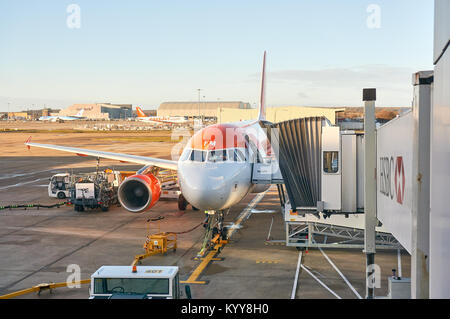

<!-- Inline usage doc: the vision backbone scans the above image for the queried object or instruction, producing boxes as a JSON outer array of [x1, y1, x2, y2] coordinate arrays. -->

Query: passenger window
[[208, 150, 227, 162], [190, 150, 207, 162], [323, 151, 339, 173]]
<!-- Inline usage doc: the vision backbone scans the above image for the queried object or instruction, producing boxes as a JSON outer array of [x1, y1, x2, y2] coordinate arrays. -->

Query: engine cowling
[[118, 173, 161, 213]]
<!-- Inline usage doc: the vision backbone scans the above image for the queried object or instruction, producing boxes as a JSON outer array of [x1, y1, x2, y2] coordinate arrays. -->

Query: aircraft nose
[[178, 166, 230, 210]]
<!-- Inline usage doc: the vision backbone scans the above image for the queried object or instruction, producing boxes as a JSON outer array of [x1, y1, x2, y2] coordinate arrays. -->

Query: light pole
[[197, 88, 202, 120], [7, 102, 10, 120]]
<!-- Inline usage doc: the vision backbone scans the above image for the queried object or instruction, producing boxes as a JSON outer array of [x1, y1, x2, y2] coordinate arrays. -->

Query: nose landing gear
[[197, 210, 229, 257]]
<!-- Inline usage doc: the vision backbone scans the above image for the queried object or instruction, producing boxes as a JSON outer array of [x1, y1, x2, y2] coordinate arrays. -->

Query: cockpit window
[[228, 148, 245, 162], [180, 148, 191, 162], [190, 150, 207, 162], [208, 150, 227, 162]]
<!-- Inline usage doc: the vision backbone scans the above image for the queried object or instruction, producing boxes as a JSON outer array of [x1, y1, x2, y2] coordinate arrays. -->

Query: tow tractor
[[48, 173, 70, 199], [89, 265, 187, 299]]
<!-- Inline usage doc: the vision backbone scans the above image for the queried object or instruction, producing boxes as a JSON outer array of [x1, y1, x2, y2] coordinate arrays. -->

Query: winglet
[[258, 51, 267, 121], [136, 106, 146, 118], [25, 136, 32, 150]]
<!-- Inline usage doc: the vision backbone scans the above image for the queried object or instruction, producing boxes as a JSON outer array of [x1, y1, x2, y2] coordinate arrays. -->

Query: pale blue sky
[[0, 0, 434, 111]]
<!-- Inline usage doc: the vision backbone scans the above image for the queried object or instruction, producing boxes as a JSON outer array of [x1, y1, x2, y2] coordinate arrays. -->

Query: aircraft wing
[[25, 140, 178, 171]]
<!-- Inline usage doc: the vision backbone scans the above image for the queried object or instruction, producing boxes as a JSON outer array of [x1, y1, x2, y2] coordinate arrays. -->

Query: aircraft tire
[[178, 194, 187, 211]]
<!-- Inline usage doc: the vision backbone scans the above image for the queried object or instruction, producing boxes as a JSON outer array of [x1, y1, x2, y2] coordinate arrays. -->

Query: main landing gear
[[178, 194, 199, 211]]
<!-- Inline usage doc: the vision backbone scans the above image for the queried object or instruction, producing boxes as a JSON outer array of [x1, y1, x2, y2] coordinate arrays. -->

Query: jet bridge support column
[[363, 88, 377, 299], [411, 71, 432, 299]]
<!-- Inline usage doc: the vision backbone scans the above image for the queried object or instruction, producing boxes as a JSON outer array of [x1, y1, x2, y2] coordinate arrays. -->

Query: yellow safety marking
[[181, 249, 218, 285], [265, 242, 285, 246], [0, 279, 91, 299], [182, 191, 267, 285], [256, 260, 279, 264]]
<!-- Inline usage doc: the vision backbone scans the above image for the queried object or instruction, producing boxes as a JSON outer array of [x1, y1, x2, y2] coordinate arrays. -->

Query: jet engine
[[118, 173, 161, 213]]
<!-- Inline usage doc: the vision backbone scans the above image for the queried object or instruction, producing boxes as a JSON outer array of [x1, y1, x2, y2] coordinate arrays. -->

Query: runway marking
[[266, 216, 274, 241], [182, 191, 268, 285], [250, 209, 276, 214], [0, 214, 143, 293], [0, 169, 56, 181], [227, 190, 268, 239], [318, 247, 362, 299], [291, 251, 302, 299], [301, 264, 342, 299], [264, 241, 284, 246], [0, 178, 48, 191]]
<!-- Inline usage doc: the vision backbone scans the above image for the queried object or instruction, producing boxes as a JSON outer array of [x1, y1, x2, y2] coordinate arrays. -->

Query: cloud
[[269, 64, 413, 88], [252, 64, 417, 107]]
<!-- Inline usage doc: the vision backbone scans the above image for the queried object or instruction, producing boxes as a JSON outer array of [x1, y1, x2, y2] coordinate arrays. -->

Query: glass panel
[[235, 149, 246, 162], [227, 149, 242, 162], [323, 151, 339, 173], [180, 148, 191, 161], [94, 278, 169, 295], [208, 150, 227, 162], [190, 150, 207, 162], [175, 275, 179, 299]]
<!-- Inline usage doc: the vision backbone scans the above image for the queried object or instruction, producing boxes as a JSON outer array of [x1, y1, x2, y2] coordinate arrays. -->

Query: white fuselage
[[177, 120, 272, 211]]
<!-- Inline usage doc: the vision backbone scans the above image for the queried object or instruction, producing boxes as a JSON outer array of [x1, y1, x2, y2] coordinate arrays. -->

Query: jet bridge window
[[323, 151, 339, 173]]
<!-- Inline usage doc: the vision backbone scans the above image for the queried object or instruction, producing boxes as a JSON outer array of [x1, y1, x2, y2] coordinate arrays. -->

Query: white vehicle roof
[[91, 266, 178, 280]]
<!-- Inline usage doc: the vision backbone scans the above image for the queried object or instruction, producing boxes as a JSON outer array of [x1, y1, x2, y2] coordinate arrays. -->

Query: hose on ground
[[0, 202, 67, 211]]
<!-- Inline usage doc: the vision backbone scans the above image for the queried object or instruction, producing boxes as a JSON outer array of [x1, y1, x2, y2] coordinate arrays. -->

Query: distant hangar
[[157, 101, 251, 119], [57, 103, 133, 120], [157, 101, 343, 124], [218, 106, 343, 125]]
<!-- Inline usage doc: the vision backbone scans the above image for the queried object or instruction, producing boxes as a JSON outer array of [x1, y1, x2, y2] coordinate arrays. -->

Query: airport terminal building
[[157, 101, 251, 119], [218, 106, 344, 125], [57, 103, 133, 120]]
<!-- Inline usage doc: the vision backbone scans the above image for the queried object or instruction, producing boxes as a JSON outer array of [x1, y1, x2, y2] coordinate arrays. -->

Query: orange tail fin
[[136, 106, 146, 118]]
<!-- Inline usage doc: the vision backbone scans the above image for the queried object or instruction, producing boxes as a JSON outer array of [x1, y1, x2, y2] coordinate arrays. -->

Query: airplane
[[135, 106, 189, 125], [39, 109, 85, 122], [26, 52, 275, 220]]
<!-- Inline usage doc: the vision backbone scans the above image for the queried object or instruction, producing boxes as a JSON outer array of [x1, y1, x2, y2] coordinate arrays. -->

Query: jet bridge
[[264, 116, 366, 215], [262, 117, 398, 249]]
